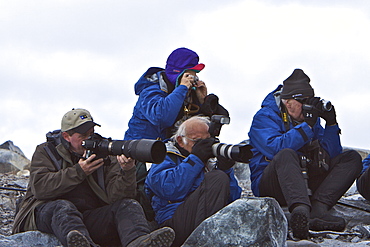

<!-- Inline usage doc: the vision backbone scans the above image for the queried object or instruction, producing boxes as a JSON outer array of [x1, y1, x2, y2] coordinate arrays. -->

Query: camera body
[[82, 133, 166, 164], [208, 115, 253, 163], [303, 99, 332, 112], [188, 74, 199, 91]]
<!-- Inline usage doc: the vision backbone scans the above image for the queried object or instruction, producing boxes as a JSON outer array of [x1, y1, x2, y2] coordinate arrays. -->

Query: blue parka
[[248, 85, 342, 196], [361, 154, 370, 174], [145, 141, 242, 225], [124, 67, 189, 140]]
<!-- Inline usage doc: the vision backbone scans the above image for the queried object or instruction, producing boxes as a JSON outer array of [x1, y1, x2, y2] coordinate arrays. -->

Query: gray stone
[[0, 231, 62, 247], [233, 162, 252, 197], [286, 240, 320, 246], [8, 179, 28, 189], [0, 141, 30, 172], [182, 197, 288, 247], [318, 238, 370, 246]]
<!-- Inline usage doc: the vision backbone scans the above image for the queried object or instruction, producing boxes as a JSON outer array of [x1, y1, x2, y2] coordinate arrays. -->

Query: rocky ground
[[3, 169, 370, 246], [0, 172, 28, 236], [3, 157, 370, 246]]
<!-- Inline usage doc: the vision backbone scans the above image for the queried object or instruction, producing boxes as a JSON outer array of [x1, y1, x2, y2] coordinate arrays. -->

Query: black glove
[[302, 97, 321, 127], [191, 138, 215, 163], [321, 105, 337, 126], [217, 155, 235, 170], [200, 94, 219, 117]]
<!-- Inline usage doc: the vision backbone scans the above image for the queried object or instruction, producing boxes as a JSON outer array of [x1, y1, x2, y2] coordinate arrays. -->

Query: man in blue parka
[[357, 154, 370, 201], [145, 116, 241, 246], [248, 69, 362, 240], [124, 47, 228, 141]]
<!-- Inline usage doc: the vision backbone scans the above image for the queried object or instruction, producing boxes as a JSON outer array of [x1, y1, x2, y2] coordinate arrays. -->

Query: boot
[[67, 230, 90, 247], [127, 226, 175, 247], [309, 201, 346, 231], [290, 204, 310, 239], [309, 215, 346, 231]]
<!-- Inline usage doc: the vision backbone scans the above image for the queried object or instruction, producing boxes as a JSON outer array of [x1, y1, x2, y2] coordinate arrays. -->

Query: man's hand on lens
[[302, 97, 321, 127], [191, 138, 215, 164], [117, 155, 136, 171], [217, 155, 235, 170], [321, 104, 337, 126]]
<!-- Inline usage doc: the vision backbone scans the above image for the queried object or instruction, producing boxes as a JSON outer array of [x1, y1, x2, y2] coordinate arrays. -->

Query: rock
[[233, 162, 252, 197], [182, 197, 288, 247], [0, 172, 28, 236], [0, 230, 62, 246], [0, 141, 30, 172], [2, 144, 370, 246], [287, 240, 320, 246]]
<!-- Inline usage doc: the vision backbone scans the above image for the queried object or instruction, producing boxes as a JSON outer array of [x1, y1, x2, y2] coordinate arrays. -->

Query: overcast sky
[[1, 0, 370, 160]]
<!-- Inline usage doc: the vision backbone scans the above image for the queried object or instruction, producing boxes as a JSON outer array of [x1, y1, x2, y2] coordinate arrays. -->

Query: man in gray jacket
[[13, 108, 174, 247]]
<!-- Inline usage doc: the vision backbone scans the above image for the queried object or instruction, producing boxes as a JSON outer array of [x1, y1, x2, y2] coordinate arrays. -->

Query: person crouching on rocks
[[12, 108, 175, 247], [145, 116, 242, 246], [248, 69, 362, 240]]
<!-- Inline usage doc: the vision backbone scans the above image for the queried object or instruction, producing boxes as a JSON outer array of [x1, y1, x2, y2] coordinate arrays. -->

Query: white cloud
[[1, 0, 370, 159]]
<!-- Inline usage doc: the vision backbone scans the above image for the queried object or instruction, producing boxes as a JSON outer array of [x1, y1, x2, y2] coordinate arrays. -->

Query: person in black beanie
[[248, 69, 362, 240]]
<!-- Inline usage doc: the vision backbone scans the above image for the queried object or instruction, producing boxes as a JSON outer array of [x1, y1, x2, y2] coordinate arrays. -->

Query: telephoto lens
[[82, 134, 166, 164], [212, 142, 253, 163]]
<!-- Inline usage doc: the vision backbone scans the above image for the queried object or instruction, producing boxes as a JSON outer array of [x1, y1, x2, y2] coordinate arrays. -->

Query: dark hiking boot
[[309, 214, 346, 231], [310, 200, 346, 231], [67, 230, 90, 247], [127, 226, 175, 247], [290, 205, 310, 240]]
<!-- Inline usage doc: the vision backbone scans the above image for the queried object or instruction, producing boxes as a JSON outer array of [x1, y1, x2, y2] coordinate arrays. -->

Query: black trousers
[[357, 164, 370, 201], [259, 149, 362, 211], [162, 170, 230, 247], [35, 198, 150, 247]]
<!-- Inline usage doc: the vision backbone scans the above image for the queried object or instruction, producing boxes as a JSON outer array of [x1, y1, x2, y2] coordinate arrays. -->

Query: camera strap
[[300, 156, 312, 196], [44, 143, 63, 171], [280, 102, 291, 132]]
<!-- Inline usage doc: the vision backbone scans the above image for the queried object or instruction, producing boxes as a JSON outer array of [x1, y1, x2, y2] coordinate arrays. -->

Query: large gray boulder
[[182, 197, 288, 247], [0, 231, 61, 246], [0, 141, 30, 172]]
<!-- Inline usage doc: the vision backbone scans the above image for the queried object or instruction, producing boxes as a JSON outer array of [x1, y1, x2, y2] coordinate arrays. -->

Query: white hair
[[173, 116, 210, 144]]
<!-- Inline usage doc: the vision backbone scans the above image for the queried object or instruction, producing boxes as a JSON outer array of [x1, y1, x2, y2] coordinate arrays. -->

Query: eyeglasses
[[293, 97, 309, 104], [182, 136, 203, 143]]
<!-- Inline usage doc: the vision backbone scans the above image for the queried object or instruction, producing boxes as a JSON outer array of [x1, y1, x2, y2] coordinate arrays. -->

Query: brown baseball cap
[[61, 108, 101, 134]]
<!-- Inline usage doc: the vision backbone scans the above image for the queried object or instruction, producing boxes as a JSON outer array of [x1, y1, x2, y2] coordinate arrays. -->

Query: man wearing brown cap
[[13, 108, 175, 247], [248, 69, 362, 240]]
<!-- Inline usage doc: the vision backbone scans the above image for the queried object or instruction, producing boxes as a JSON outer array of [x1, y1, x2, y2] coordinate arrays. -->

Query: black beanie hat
[[281, 69, 314, 99]]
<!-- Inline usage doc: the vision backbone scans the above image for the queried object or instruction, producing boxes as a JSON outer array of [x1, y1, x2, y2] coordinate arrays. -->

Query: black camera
[[303, 99, 332, 112], [82, 133, 166, 164], [321, 99, 332, 111], [208, 115, 253, 163]]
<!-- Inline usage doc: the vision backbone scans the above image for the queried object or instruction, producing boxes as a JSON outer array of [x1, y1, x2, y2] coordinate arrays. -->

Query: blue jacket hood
[[261, 84, 283, 113], [134, 67, 164, 95]]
